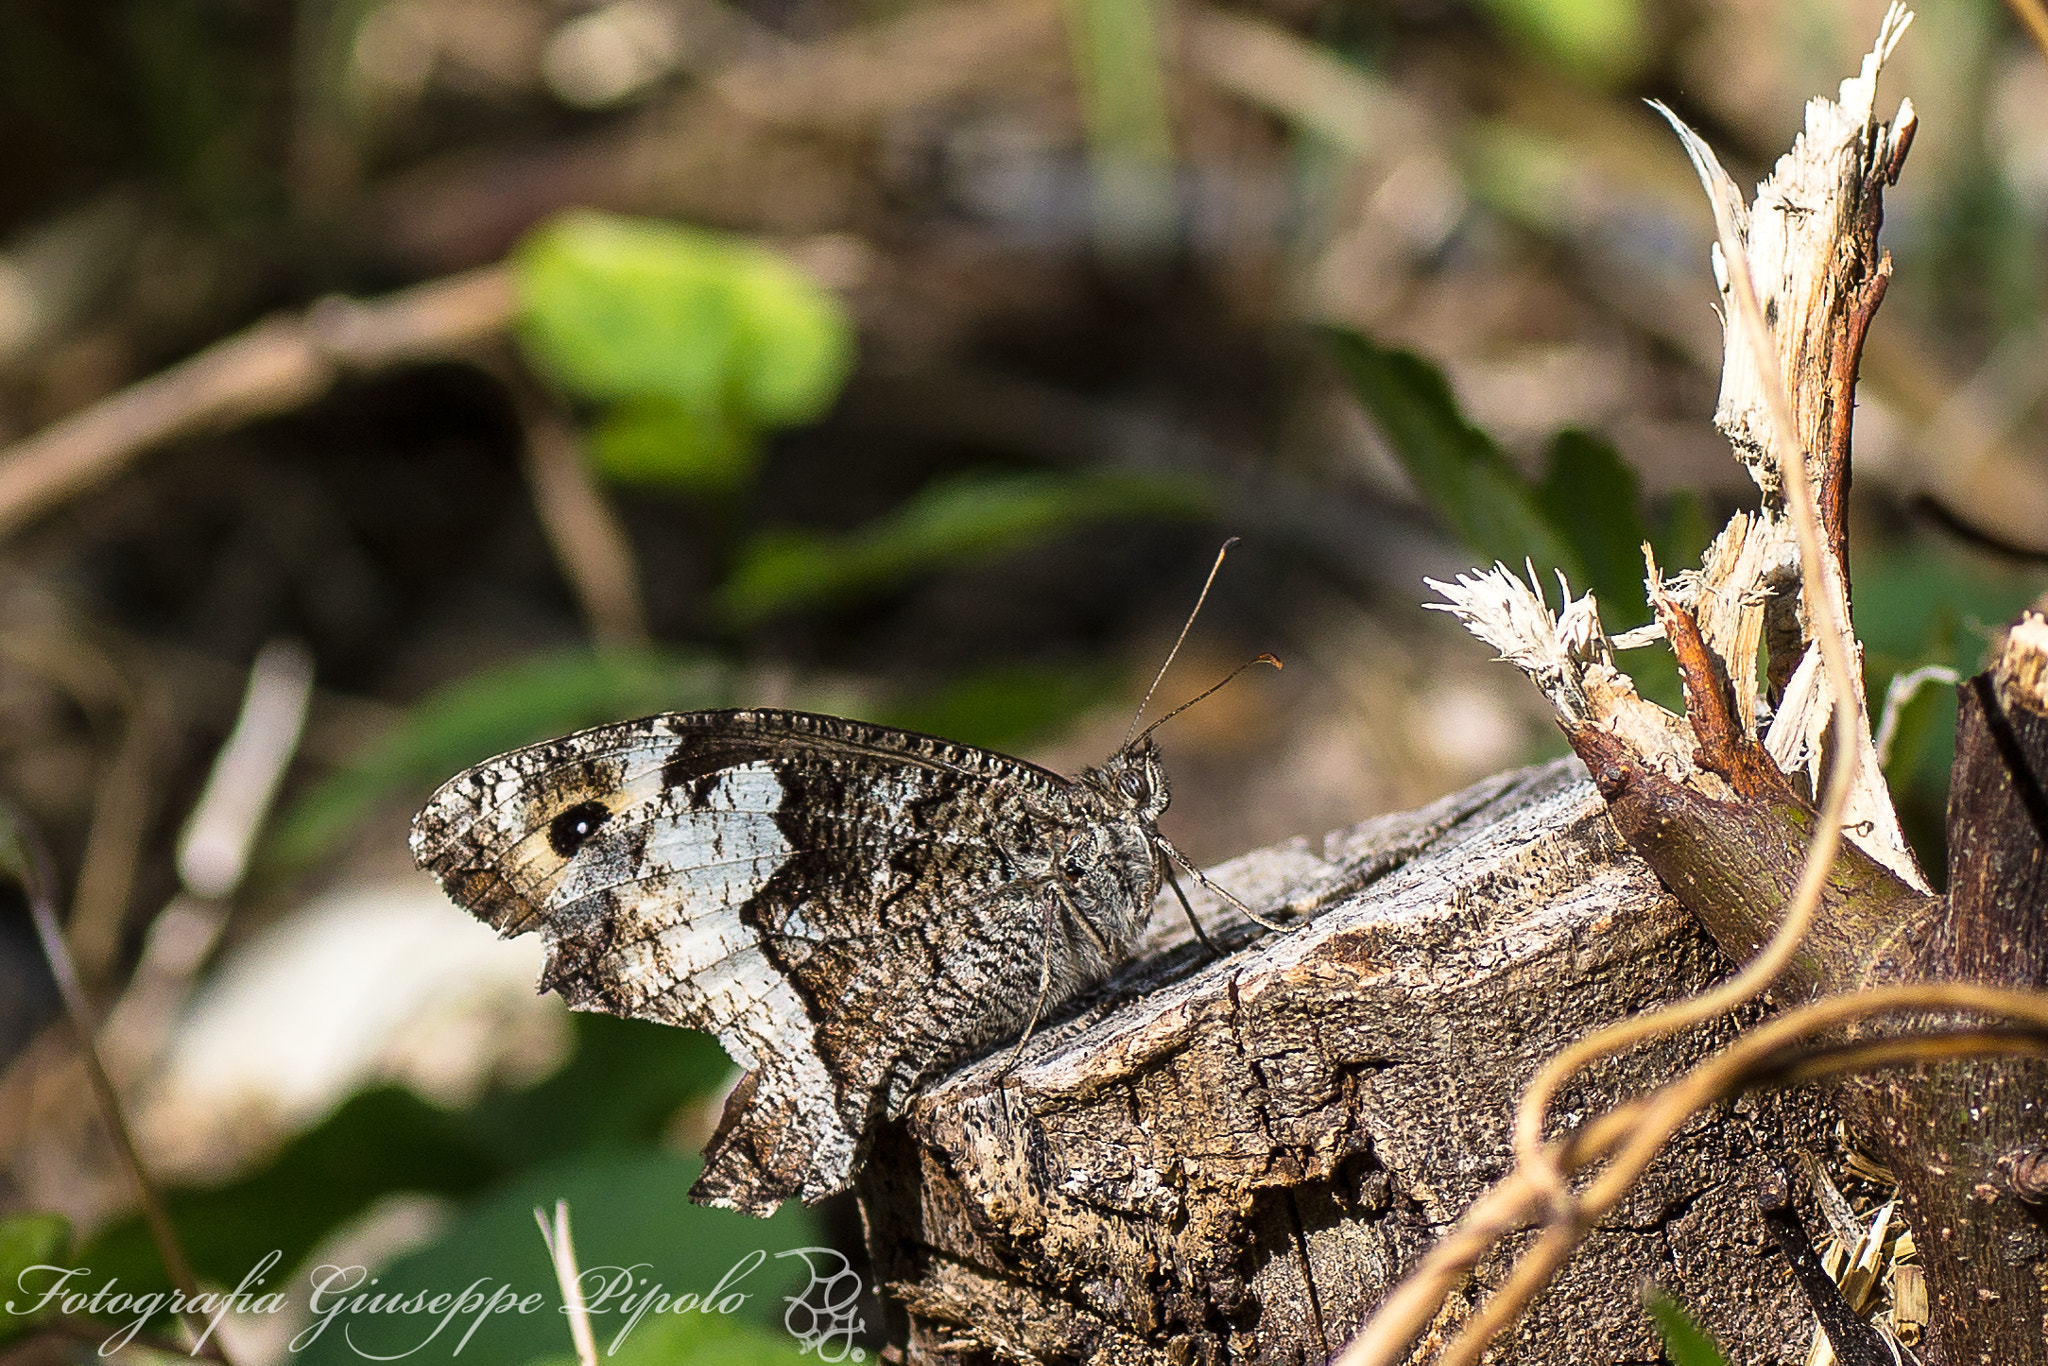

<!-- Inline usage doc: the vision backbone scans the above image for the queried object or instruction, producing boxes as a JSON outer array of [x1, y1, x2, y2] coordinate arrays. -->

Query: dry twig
[[0, 265, 514, 539], [500, 365, 650, 648], [4, 804, 234, 1365], [535, 1200, 600, 1366]]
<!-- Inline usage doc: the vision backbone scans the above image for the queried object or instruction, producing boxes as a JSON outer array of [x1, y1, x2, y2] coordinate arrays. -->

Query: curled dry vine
[[1339, 9, 2048, 1362]]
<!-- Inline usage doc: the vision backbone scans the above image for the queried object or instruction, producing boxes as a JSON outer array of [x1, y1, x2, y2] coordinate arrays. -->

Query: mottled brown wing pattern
[[410, 709, 1165, 1214]]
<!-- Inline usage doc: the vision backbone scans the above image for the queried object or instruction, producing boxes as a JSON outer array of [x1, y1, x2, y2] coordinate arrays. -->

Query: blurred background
[[1, 0, 2045, 1361]]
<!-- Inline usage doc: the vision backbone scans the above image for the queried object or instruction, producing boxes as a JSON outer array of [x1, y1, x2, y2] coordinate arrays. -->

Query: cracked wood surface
[[859, 760, 1835, 1363]]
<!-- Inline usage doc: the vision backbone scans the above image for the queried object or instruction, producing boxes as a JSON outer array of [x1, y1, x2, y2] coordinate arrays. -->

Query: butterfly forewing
[[411, 708, 1164, 1214]]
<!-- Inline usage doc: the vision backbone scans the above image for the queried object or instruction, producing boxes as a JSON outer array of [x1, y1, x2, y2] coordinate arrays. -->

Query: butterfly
[[409, 548, 1275, 1215]]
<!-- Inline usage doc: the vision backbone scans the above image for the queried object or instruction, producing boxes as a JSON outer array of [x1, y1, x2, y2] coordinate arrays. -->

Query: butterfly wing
[[410, 709, 1149, 1214]]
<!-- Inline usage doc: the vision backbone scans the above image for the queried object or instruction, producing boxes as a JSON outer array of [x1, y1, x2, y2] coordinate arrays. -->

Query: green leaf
[[724, 251, 856, 428], [1473, 0, 1648, 83], [718, 470, 1208, 622], [292, 1151, 822, 1366], [0, 1213, 70, 1348], [264, 648, 728, 873], [877, 664, 1121, 754], [1533, 429, 1649, 627], [1880, 663, 1956, 796], [1852, 544, 2046, 817], [519, 1309, 815, 1366], [513, 211, 854, 487], [467, 1013, 735, 1170], [77, 1088, 500, 1298], [1643, 1285, 1730, 1366], [1319, 327, 1699, 708], [1650, 488, 1713, 577], [80, 1015, 741, 1323], [1850, 547, 2045, 671], [591, 395, 756, 491], [1320, 326, 1583, 583]]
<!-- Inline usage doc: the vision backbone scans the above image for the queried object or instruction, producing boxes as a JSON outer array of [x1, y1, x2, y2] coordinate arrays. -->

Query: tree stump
[[859, 760, 1832, 1363]]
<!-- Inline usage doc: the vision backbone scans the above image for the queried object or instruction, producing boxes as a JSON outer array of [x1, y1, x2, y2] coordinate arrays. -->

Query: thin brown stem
[[0, 266, 513, 539], [6, 804, 233, 1365], [2007, 0, 2048, 67], [500, 365, 650, 649], [1654, 587, 1797, 802], [66, 689, 163, 982]]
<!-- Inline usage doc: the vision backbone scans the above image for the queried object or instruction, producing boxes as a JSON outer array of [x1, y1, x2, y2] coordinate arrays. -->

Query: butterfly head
[[1085, 737, 1171, 824]]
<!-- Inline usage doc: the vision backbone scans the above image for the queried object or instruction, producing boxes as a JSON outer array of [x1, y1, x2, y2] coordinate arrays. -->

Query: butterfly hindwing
[[411, 709, 1163, 1214]]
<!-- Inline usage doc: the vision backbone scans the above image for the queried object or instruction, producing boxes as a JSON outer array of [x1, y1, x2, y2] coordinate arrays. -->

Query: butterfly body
[[410, 708, 1170, 1214]]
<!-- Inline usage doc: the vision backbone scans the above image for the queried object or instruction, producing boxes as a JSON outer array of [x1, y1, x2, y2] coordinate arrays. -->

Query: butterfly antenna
[[1153, 832, 1288, 932], [1137, 653, 1282, 745], [1124, 538, 1241, 746]]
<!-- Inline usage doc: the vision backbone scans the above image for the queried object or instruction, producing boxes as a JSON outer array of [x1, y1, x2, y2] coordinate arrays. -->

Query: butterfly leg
[[998, 885, 1061, 1077], [1162, 860, 1222, 956], [1152, 832, 1288, 932]]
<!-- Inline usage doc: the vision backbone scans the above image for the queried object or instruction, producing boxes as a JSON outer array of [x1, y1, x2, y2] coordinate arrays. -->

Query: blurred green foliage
[[1644, 1285, 1731, 1366], [466, 1014, 733, 1171], [515, 211, 856, 490], [80, 1087, 499, 1295], [1852, 543, 2045, 876], [1323, 325, 1703, 705], [720, 470, 1210, 623], [1474, 0, 1649, 83], [1062, 0, 1177, 252], [0, 1213, 70, 1349], [1318, 321, 2039, 880], [876, 663, 1121, 755], [72, 1011, 811, 1361], [520, 1308, 814, 1366], [123, 0, 280, 225], [1323, 321, 2048, 865], [1324, 328, 1579, 577], [296, 1151, 816, 1366]]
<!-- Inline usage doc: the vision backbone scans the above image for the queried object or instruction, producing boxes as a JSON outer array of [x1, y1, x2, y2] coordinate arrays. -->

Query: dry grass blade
[[175, 639, 315, 900], [3, 801, 235, 1365], [535, 1200, 600, 1366]]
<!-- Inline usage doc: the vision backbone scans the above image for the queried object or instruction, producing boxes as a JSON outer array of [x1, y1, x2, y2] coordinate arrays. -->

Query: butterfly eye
[[1062, 854, 1087, 881], [1115, 768, 1150, 804], [547, 800, 612, 857]]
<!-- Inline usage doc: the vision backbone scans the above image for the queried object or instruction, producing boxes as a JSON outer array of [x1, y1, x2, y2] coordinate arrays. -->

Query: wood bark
[[854, 22, 2048, 1365], [1841, 619, 2048, 1366], [860, 761, 1836, 1363]]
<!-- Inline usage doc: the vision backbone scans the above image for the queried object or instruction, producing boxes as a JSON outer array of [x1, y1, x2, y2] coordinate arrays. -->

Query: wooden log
[[859, 760, 1836, 1363], [1844, 614, 2048, 1366]]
